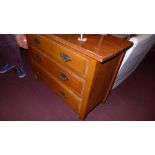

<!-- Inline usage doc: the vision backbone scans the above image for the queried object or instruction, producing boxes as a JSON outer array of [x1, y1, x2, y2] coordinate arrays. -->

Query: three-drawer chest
[[26, 34, 132, 120]]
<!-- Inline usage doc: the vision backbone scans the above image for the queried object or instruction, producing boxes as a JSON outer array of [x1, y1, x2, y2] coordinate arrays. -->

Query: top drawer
[[27, 34, 51, 51], [27, 34, 89, 77]]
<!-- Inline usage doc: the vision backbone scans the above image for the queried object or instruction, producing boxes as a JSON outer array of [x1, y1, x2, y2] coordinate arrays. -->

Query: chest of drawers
[[26, 34, 132, 120]]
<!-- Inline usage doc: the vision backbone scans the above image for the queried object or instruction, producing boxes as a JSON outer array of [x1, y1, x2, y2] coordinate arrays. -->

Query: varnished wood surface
[[29, 45, 85, 97], [27, 34, 133, 120], [27, 34, 89, 77], [32, 60, 82, 113], [86, 53, 125, 114], [45, 34, 133, 62]]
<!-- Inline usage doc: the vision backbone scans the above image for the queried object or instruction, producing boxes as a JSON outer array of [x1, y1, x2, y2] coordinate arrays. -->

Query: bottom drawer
[[32, 60, 82, 113]]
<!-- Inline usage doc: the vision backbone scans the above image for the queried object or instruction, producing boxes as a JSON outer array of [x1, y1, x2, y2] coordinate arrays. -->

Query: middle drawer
[[29, 45, 85, 97]]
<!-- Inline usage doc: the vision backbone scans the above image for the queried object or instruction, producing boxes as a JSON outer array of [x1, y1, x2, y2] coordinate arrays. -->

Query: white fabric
[[111, 34, 129, 39], [113, 34, 155, 89]]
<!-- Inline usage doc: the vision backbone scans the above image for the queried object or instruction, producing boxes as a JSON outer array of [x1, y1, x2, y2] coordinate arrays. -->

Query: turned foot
[[34, 73, 39, 81], [78, 115, 87, 121]]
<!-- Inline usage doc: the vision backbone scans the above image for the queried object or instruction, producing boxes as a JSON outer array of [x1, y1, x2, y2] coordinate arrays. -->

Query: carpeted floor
[[0, 49, 155, 121]]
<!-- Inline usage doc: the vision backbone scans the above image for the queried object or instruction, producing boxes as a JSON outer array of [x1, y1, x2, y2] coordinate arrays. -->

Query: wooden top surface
[[45, 34, 133, 62]]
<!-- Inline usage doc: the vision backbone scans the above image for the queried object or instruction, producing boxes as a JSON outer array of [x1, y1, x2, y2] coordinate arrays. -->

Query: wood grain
[[45, 34, 133, 62], [27, 34, 133, 120], [32, 60, 82, 113], [29, 45, 85, 97]]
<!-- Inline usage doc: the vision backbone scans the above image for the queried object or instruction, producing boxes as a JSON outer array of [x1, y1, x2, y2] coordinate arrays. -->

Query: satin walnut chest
[[26, 34, 132, 120]]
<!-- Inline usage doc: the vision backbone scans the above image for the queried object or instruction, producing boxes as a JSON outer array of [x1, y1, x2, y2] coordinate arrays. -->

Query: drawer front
[[31, 60, 82, 114], [27, 34, 51, 52], [29, 45, 85, 97], [27, 34, 89, 77]]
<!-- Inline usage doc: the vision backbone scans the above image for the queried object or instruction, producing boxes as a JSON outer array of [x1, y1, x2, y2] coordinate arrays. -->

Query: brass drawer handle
[[34, 37, 40, 44], [60, 52, 72, 62], [34, 53, 41, 62], [59, 91, 67, 99], [59, 72, 69, 81]]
